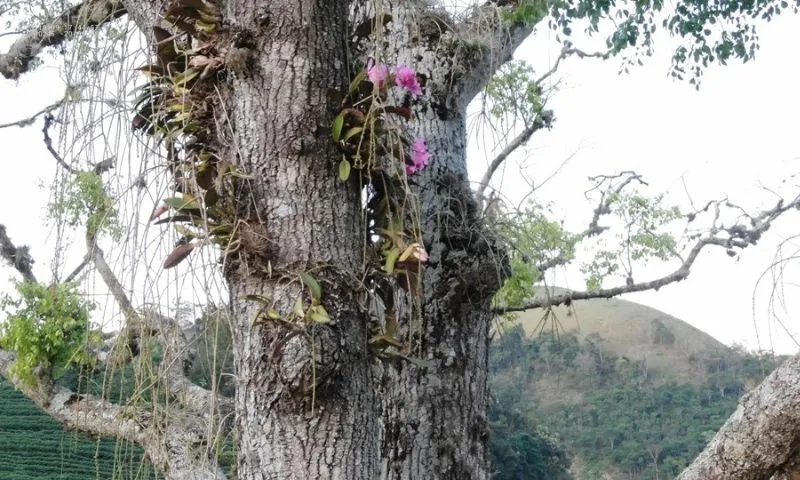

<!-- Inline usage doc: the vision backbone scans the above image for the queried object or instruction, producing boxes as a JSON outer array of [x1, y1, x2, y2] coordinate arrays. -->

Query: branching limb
[[476, 109, 554, 209], [495, 193, 800, 313], [0, 224, 37, 283], [0, 0, 126, 80], [448, 2, 538, 106], [0, 349, 151, 446], [86, 232, 232, 420]]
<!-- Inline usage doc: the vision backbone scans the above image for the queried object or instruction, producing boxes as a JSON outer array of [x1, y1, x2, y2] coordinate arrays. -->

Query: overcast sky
[[1, 11, 799, 354], [467, 14, 800, 354]]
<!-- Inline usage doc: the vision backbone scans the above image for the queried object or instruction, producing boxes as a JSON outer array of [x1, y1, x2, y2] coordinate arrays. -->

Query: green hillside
[[0, 292, 783, 479], [490, 289, 783, 479]]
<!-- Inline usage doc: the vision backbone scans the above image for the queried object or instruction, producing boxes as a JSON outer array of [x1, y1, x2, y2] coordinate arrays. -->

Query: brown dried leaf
[[163, 242, 195, 269]]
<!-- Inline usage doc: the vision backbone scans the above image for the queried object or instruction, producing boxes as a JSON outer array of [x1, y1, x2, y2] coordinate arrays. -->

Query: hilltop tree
[[1, 0, 800, 479]]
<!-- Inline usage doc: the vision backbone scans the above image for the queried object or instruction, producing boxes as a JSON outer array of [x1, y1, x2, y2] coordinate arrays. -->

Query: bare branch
[[42, 113, 81, 174], [0, 0, 126, 80], [495, 193, 800, 313], [535, 46, 612, 86], [476, 110, 554, 209], [86, 232, 135, 316], [1, 348, 228, 479], [0, 224, 37, 283], [63, 254, 91, 283], [584, 171, 648, 237], [0, 96, 67, 129]]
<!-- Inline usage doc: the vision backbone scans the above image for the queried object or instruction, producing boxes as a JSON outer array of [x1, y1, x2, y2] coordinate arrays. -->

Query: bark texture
[[220, 1, 379, 478], [8, 1, 800, 480], [678, 353, 800, 480], [218, 1, 509, 478]]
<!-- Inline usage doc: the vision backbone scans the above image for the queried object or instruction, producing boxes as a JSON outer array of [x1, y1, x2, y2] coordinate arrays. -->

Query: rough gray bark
[[1, 0, 520, 477], [677, 353, 800, 480], [218, 1, 381, 478], [6, 1, 800, 479]]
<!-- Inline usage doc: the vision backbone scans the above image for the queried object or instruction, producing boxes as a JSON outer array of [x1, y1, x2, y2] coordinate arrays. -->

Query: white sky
[[1, 12, 800, 354], [467, 14, 800, 355]]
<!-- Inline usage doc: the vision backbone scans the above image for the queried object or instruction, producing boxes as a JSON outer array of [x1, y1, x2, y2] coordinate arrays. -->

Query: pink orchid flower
[[406, 138, 430, 175], [367, 61, 389, 88], [394, 65, 423, 97]]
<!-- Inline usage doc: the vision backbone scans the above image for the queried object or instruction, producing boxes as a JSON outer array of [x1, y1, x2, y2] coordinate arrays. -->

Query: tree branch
[[42, 113, 80, 174], [0, 96, 67, 129], [476, 109, 554, 209], [86, 232, 135, 315], [494, 192, 800, 313], [448, 3, 536, 106], [678, 353, 800, 479], [535, 46, 612, 86], [0, 349, 151, 445], [0, 224, 37, 283], [0, 0, 127, 80]]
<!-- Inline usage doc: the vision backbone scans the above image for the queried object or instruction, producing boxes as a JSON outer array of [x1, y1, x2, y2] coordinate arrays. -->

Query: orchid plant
[[331, 58, 430, 292]]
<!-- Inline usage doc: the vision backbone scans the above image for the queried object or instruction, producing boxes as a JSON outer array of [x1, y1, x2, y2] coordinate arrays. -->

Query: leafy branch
[[493, 178, 800, 313]]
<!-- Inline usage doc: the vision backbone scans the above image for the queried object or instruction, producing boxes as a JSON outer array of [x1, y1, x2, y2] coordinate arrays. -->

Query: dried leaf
[[163, 242, 195, 269], [151, 203, 170, 220]]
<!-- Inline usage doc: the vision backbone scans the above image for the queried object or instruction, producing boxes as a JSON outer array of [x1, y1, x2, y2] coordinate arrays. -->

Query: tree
[[1, 0, 799, 479]]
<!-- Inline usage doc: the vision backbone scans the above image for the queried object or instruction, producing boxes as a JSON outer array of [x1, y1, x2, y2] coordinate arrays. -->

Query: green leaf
[[292, 296, 305, 319], [331, 114, 344, 142], [342, 126, 363, 142], [338, 159, 351, 181], [173, 68, 200, 87], [163, 196, 202, 212], [243, 294, 272, 305], [384, 248, 400, 274], [308, 305, 330, 324], [348, 70, 366, 95], [369, 334, 404, 349], [299, 272, 322, 301]]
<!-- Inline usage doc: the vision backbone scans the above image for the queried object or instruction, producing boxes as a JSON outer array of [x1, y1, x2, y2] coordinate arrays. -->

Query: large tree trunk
[[217, 1, 504, 479], [0, 0, 520, 477], [220, 1, 381, 478]]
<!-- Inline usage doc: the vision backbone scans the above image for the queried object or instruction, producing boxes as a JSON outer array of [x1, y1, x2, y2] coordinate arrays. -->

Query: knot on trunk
[[269, 325, 339, 401], [426, 172, 510, 300]]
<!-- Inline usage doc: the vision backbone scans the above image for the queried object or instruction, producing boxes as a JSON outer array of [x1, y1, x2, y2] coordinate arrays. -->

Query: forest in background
[[0, 297, 782, 479]]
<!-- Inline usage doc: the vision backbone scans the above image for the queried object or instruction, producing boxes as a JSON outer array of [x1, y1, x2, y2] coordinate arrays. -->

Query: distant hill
[[0, 290, 783, 480], [490, 287, 783, 479]]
